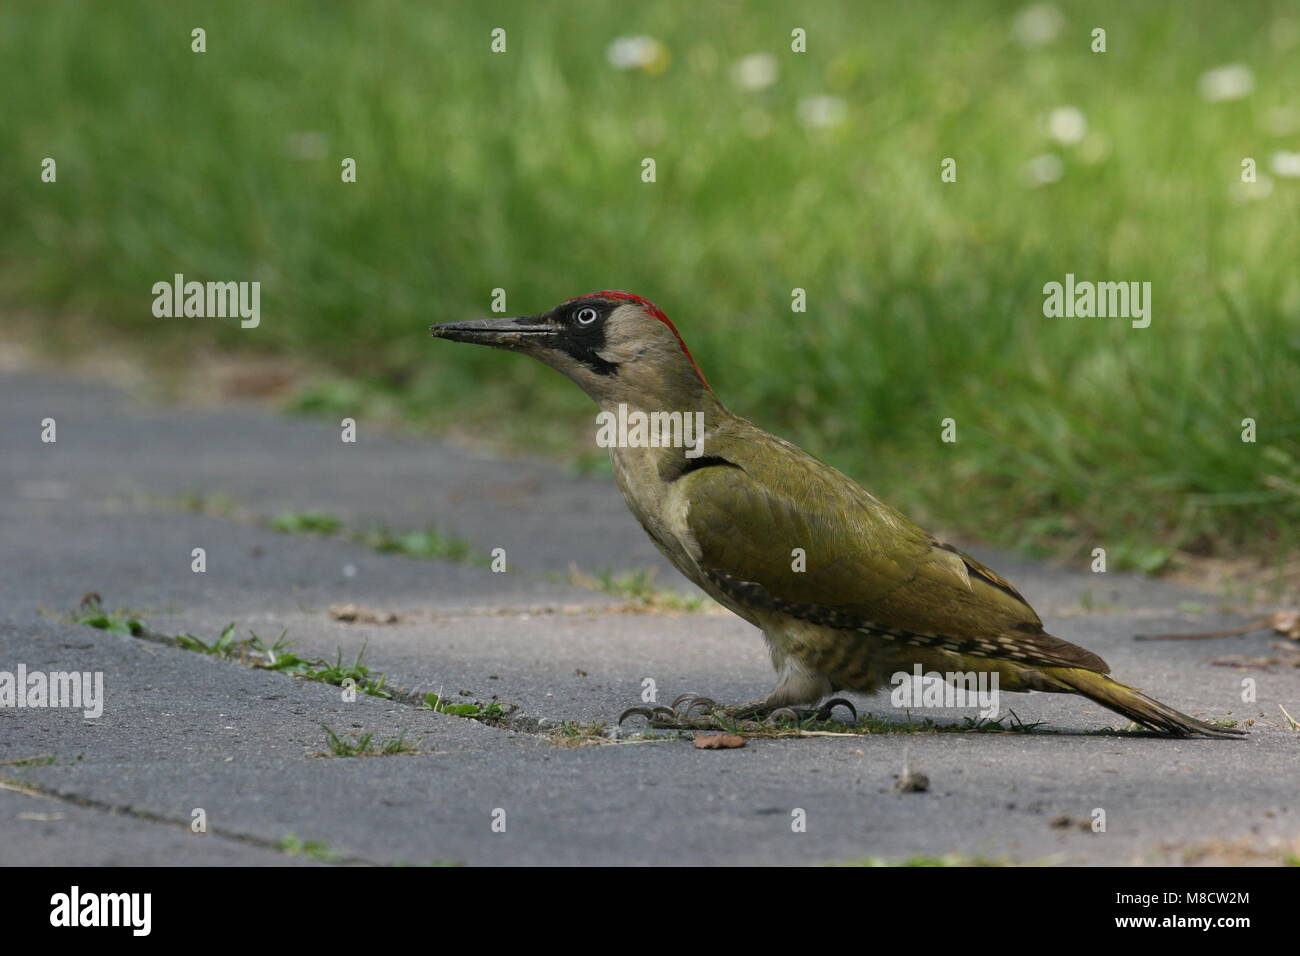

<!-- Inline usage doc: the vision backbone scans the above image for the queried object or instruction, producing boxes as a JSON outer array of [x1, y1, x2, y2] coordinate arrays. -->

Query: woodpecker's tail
[[1044, 667, 1245, 738]]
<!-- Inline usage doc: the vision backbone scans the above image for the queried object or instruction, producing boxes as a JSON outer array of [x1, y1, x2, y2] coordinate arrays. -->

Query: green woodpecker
[[431, 291, 1241, 738]]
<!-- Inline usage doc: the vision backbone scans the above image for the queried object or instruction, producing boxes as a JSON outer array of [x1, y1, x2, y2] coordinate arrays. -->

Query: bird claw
[[763, 698, 858, 725], [816, 697, 858, 722], [617, 705, 676, 725], [618, 693, 722, 729], [764, 707, 804, 724], [617, 694, 856, 729], [671, 693, 717, 716]]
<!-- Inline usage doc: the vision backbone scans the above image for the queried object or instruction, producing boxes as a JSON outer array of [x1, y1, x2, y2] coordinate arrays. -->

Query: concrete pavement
[[1, 370, 1296, 865]]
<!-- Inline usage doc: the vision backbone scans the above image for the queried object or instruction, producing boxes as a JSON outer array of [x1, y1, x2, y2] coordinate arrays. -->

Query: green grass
[[76, 607, 396, 699], [419, 692, 511, 721], [270, 511, 344, 535], [273, 833, 344, 862], [198, 630, 394, 698], [547, 721, 612, 747], [74, 603, 144, 637], [567, 567, 710, 611], [360, 526, 486, 566], [174, 622, 245, 658], [3, 1, 1298, 573], [295, 647, 393, 699], [319, 725, 421, 757], [267, 509, 487, 566], [0, 755, 57, 767]]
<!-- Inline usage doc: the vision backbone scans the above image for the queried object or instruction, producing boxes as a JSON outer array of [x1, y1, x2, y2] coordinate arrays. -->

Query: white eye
[[575, 307, 599, 325]]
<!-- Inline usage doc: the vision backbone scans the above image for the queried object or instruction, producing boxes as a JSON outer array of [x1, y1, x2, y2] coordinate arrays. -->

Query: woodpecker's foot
[[739, 697, 858, 725], [617, 693, 720, 728], [617, 694, 856, 729]]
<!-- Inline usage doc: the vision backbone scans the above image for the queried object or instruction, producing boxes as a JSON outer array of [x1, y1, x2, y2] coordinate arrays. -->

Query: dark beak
[[429, 315, 557, 349]]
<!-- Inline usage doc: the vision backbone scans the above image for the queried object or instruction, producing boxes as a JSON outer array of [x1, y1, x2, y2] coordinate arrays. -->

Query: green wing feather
[[679, 421, 1108, 673]]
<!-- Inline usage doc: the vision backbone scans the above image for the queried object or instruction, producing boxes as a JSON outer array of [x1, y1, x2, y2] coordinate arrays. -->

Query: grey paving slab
[[0, 789, 325, 867], [11, 728, 1297, 866], [0, 370, 671, 577], [0, 617, 540, 765], [0, 505, 619, 624]]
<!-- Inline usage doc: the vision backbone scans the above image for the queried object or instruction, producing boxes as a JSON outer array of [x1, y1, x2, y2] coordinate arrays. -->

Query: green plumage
[[432, 293, 1243, 738], [631, 414, 1239, 737], [678, 417, 1107, 672]]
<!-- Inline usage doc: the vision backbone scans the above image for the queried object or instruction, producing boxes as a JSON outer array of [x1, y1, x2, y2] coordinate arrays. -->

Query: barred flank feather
[[1044, 668, 1245, 738]]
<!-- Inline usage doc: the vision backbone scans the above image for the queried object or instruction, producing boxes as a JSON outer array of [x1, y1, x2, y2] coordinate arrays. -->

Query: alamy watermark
[[152, 273, 260, 328], [890, 664, 999, 719], [50, 886, 150, 936], [1042, 273, 1151, 328], [595, 403, 705, 457], [1, 665, 104, 718]]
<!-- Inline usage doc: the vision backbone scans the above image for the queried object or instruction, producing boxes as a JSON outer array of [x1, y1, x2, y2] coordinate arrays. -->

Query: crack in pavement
[[0, 774, 386, 866]]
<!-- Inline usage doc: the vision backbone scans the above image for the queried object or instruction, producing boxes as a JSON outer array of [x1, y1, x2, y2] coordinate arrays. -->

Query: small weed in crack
[[566, 566, 709, 612], [274, 832, 344, 861], [177, 625, 394, 699], [73, 598, 144, 636], [419, 692, 510, 721], [270, 511, 344, 534], [74, 604, 394, 700], [268, 510, 488, 566], [0, 754, 57, 767], [360, 526, 487, 566], [72, 603, 534, 731], [317, 725, 422, 757]]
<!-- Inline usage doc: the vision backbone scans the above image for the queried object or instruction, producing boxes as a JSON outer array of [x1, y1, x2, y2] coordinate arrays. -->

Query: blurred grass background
[[1, 1, 1298, 583]]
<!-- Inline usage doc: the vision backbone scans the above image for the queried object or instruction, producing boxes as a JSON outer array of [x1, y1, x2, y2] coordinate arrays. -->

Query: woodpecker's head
[[431, 291, 711, 408]]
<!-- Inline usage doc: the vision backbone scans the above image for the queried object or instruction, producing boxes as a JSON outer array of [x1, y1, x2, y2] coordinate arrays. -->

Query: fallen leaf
[[1269, 609, 1300, 640], [896, 768, 929, 792], [694, 733, 746, 749], [328, 603, 399, 624]]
